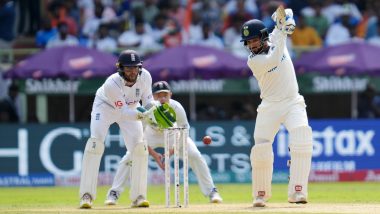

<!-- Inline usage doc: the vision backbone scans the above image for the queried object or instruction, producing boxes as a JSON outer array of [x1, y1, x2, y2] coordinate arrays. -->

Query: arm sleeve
[[175, 103, 190, 130], [103, 78, 139, 120], [140, 71, 154, 107], [249, 28, 287, 76]]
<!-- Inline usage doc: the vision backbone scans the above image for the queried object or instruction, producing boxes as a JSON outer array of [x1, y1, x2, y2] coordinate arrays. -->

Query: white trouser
[[251, 94, 311, 200], [254, 95, 309, 142], [79, 96, 144, 200], [110, 126, 216, 196]]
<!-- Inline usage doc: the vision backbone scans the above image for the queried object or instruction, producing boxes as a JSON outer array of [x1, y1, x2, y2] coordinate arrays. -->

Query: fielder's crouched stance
[[79, 50, 165, 209], [104, 81, 222, 205], [240, 7, 313, 207]]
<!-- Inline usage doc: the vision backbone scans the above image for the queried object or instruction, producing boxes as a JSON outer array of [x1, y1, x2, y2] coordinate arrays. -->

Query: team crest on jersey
[[136, 88, 140, 97]]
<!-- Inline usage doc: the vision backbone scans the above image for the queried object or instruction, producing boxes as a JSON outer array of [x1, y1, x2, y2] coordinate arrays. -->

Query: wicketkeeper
[[240, 6, 313, 207], [104, 81, 223, 205], [79, 50, 174, 209]]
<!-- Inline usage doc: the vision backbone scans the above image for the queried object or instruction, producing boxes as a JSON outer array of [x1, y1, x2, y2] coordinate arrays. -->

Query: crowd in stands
[[2, 0, 380, 59]]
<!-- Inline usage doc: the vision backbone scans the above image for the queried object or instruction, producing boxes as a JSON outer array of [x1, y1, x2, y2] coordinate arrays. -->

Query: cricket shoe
[[253, 196, 266, 207], [79, 193, 93, 209], [209, 188, 223, 203], [104, 190, 119, 205], [131, 195, 150, 208], [288, 192, 307, 204]]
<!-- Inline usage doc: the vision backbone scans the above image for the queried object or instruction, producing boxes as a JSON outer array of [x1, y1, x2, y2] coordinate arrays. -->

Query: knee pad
[[289, 126, 313, 155], [250, 143, 274, 167], [84, 137, 105, 155]]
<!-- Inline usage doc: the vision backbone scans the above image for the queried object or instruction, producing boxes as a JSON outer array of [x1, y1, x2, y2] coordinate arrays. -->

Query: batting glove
[[272, 8, 296, 35]]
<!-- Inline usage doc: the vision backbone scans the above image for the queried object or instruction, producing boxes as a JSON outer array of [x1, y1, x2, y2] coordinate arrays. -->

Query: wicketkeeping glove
[[137, 105, 159, 127], [137, 103, 177, 129], [153, 103, 176, 129]]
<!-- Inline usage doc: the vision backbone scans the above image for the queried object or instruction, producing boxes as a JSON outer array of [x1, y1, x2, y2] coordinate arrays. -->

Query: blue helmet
[[116, 50, 143, 81], [240, 19, 269, 44], [117, 50, 142, 67]]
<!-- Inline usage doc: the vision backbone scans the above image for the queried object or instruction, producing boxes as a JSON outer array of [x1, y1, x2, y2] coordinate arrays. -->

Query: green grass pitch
[[1, 182, 380, 213]]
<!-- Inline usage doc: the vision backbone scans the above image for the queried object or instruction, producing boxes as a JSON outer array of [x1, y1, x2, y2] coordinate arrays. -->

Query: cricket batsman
[[104, 81, 223, 205], [240, 6, 313, 207], [79, 50, 173, 208]]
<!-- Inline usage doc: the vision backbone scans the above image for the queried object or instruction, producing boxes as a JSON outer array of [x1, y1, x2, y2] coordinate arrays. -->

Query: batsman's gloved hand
[[272, 8, 296, 35]]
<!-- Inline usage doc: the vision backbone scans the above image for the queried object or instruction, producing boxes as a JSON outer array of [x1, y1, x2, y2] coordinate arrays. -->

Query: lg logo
[[114, 101, 123, 108]]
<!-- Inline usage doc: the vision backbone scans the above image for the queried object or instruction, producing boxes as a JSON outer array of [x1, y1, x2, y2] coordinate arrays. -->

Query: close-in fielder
[[79, 50, 168, 209], [104, 81, 223, 205], [240, 7, 313, 207]]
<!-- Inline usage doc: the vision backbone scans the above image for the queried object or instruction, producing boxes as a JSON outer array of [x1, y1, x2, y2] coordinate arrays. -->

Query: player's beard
[[250, 42, 264, 55], [124, 73, 139, 86]]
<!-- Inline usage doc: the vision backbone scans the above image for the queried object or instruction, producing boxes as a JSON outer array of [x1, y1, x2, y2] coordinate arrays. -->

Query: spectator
[[222, 0, 254, 33], [167, 0, 186, 25], [162, 19, 182, 48], [196, 0, 222, 35], [0, 0, 15, 49], [151, 13, 169, 44], [118, 19, 161, 55], [368, 21, 380, 46], [321, 0, 345, 24], [223, 0, 259, 18], [82, 2, 104, 39], [80, 0, 116, 37], [36, 17, 58, 48], [132, 0, 159, 25], [291, 15, 322, 46], [224, 15, 246, 47], [94, 24, 117, 52], [358, 83, 380, 118], [48, 0, 78, 36], [325, 11, 354, 46], [191, 22, 224, 49], [46, 22, 79, 48], [17, 0, 40, 35], [0, 83, 21, 123], [304, 2, 329, 39], [183, 10, 202, 44], [365, 14, 380, 39]]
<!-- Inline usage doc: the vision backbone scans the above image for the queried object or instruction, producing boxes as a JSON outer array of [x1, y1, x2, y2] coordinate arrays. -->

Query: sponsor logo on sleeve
[[114, 101, 123, 108]]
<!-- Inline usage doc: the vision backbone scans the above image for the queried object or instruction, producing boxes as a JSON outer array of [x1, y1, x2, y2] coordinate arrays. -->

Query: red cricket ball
[[203, 136, 212, 145]]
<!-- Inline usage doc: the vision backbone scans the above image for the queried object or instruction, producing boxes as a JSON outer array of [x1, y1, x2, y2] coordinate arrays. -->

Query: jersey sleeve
[[174, 102, 190, 130], [248, 28, 287, 76], [140, 69, 154, 107]]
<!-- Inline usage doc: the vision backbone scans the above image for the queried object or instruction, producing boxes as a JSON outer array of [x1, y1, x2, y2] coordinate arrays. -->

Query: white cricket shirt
[[95, 68, 153, 119], [247, 28, 299, 102]]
